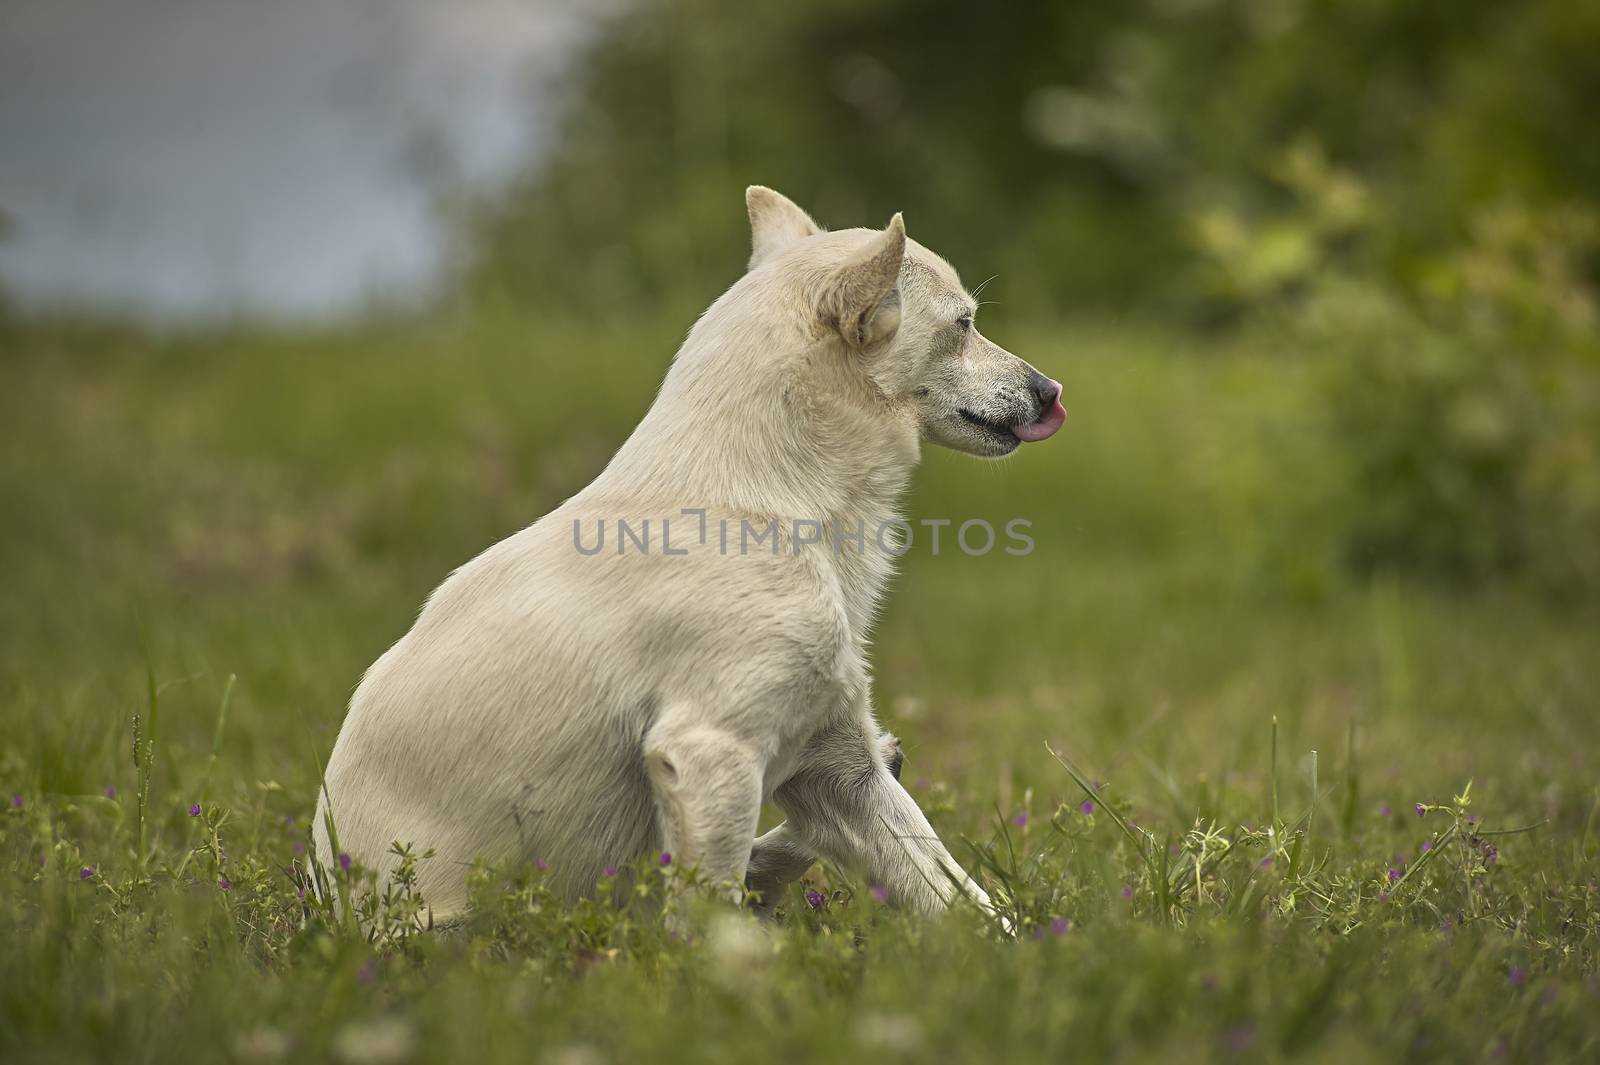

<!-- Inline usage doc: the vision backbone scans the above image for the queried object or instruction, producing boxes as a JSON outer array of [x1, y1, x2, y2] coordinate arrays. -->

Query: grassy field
[[2, 313, 1597, 1063]]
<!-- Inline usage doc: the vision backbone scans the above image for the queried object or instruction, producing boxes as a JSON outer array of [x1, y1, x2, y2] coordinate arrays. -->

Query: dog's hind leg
[[642, 714, 763, 904]]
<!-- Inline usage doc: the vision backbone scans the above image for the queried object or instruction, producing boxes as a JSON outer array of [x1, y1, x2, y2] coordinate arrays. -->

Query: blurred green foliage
[[465, 0, 1600, 593], [1188, 140, 1600, 593], [469, 0, 1600, 318], [1312, 203, 1600, 594]]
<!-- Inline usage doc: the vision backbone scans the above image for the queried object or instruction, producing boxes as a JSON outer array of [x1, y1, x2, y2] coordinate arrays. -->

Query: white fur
[[314, 187, 1058, 922]]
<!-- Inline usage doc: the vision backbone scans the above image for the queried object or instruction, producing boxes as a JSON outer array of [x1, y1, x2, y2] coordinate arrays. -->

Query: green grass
[[2, 314, 1597, 1063]]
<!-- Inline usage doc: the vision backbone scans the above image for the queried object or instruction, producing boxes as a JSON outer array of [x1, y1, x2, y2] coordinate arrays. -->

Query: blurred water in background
[[0, 0, 599, 320]]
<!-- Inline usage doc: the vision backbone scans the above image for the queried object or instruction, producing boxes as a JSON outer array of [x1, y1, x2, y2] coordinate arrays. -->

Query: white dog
[[313, 187, 1066, 923]]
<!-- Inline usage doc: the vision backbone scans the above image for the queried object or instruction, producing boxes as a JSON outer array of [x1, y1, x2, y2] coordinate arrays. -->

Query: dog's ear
[[823, 213, 905, 352], [746, 185, 821, 269]]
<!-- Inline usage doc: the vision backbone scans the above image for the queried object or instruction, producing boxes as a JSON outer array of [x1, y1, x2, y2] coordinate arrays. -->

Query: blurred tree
[[464, 0, 1599, 321], [466, 0, 1181, 318]]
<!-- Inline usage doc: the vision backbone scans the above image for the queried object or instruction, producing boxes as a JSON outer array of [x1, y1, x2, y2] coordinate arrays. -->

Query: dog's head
[[745, 186, 1065, 458]]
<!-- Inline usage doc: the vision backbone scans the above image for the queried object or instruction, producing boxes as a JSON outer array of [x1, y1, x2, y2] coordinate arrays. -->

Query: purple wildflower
[[870, 884, 889, 903], [604, 865, 618, 877], [660, 851, 672, 867], [805, 889, 825, 909], [1120, 885, 1133, 899], [1387, 868, 1400, 883], [104, 786, 117, 799], [1379, 802, 1392, 817], [218, 877, 232, 890], [1259, 856, 1274, 868], [1050, 916, 1070, 936], [1223, 1023, 1256, 1054], [10, 795, 21, 808], [293, 841, 304, 855], [1415, 803, 1426, 817], [1079, 799, 1095, 815], [296, 887, 306, 899], [79, 866, 94, 879], [338, 853, 352, 871], [1013, 812, 1028, 827], [534, 859, 548, 872], [188, 803, 201, 817], [1508, 967, 1526, 987], [1378, 892, 1390, 902], [1486, 846, 1498, 866], [1420, 841, 1432, 853]]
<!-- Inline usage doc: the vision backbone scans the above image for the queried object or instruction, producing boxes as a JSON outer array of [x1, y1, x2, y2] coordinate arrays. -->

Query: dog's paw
[[879, 731, 904, 781]]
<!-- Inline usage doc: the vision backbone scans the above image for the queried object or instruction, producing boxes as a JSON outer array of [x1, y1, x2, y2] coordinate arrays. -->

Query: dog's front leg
[[746, 729, 905, 915], [744, 822, 816, 917], [642, 712, 764, 903], [773, 717, 993, 917]]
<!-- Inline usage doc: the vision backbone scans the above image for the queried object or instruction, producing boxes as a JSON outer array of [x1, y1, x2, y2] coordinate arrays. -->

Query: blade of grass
[[136, 663, 161, 870], [1046, 743, 1154, 871], [1475, 819, 1550, 838], [1341, 717, 1359, 837], [200, 673, 235, 808], [1270, 715, 1280, 831], [1308, 748, 1318, 847], [1388, 822, 1458, 895], [313, 746, 356, 932]]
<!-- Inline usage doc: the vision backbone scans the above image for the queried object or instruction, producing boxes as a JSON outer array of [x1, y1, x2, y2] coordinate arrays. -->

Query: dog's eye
[[956, 314, 973, 331]]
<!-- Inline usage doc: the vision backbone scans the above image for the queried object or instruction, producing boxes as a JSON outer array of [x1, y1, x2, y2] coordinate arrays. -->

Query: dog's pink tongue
[[1012, 385, 1067, 443]]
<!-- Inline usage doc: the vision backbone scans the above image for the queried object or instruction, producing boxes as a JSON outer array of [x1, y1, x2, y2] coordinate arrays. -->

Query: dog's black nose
[[1029, 373, 1061, 410]]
